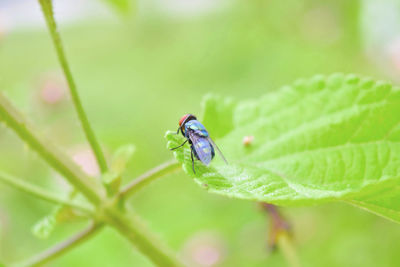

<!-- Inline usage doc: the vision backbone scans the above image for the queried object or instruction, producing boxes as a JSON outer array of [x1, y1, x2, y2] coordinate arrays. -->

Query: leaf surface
[[166, 74, 400, 223]]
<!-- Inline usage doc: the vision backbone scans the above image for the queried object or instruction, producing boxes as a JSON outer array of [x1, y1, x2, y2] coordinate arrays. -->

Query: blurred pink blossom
[[37, 72, 67, 105], [386, 37, 400, 71], [71, 148, 100, 177], [52, 146, 101, 189], [181, 231, 226, 267]]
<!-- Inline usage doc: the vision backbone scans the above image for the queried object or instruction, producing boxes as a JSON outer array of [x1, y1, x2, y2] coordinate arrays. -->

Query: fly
[[170, 114, 228, 173]]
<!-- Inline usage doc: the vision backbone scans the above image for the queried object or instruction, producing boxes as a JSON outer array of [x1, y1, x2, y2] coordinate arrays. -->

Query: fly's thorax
[[184, 120, 209, 137]]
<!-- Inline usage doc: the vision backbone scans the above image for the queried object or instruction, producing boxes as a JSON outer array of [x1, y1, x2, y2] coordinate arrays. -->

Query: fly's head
[[178, 114, 197, 135]]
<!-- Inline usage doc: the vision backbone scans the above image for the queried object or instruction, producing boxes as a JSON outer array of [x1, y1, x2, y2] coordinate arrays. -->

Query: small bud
[[111, 144, 135, 174], [32, 214, 56, 239], [102, 144, 135, 196], [32, 204, 79, 239], [102, 171, 121, 197], [243, 135, 254, 146]]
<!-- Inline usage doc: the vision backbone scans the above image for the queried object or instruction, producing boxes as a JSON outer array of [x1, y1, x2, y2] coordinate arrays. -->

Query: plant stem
[[38, 0, 108, 174], [5, 2, 186, 266], [18, 221, 103, 267], [119, 160, 181, 199], [0, 92, 184, 266], [104, 208, 185, 267], [261, 203, 301, 267], [0, 92, 183, 265], [262, 203, 291, 250], [0, 171, 94, 214], [277, 233, 301, 267], [0, 92, 104, 205]]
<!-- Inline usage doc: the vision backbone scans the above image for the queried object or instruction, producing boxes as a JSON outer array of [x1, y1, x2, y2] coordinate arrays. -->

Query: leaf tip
[[360, 77, 375, 89], [374, 80, 391, 92], [327, 73, 345, 89], [309, 74, 326, 91], [345, 74, 360, 85]]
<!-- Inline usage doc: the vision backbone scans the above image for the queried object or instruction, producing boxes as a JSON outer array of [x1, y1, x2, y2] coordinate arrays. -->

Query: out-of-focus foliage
[[102, 0, 134, 16], [0, 0, 400, 266]]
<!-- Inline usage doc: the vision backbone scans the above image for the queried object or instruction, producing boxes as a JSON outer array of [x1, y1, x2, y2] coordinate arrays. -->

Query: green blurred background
[[1, 0, 400, 266]]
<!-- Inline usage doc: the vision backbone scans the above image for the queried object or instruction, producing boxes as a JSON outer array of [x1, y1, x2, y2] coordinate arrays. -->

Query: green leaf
[[102, 144, 135, 196], [32, 204, 82, 239], [32, 213, 57, 239], [166, 74, 400, 223], [32, 191, 80, 239], [111, 144, 135, 174]]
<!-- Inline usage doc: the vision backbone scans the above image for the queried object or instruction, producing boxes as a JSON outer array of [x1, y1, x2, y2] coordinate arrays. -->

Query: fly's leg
[[173, 126, 183, 135], [173, 126, 185, 135], [191, 148, 196, 174], [170, 139, 188, 150]]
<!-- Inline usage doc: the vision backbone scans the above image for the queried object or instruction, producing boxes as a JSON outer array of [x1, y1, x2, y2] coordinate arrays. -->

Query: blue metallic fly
[[170, 114, 228, 173]]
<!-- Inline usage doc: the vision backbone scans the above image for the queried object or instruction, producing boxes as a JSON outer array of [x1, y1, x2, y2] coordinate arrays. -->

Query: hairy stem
[[119, 160, 180, 199], [18, 221, 103, 267], [3, 2, 186, 266], [38, 0, 108, 174], [0, 91, 184, 265], [0, 171, 94, 214], [0, 92, 104, 205]]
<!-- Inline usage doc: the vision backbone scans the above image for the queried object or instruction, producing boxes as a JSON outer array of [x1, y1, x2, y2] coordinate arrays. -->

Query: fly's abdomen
[[191, 136, 214, 165]]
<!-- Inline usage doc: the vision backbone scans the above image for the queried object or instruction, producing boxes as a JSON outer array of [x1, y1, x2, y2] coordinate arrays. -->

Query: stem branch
[[0, 92, 184, 265], [0, 92, 103, 205], [119, 160, 181, 199], [0, 171, 94, 214], [18, 221, 103, 267], [38, 0, 108, 174], [105, 208, 184, 267], [3, 2, 186, 267]]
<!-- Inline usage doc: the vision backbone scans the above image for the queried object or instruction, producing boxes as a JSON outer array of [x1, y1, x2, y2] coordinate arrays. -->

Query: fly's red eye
[[179, 114, 189, 126], [179, 114, 197, 126]]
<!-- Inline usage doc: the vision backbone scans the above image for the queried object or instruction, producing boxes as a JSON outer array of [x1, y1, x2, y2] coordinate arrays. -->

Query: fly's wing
[[207, 137, 228, 165], [188, 131, 213, 166]]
